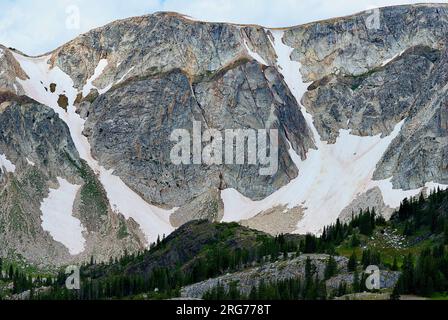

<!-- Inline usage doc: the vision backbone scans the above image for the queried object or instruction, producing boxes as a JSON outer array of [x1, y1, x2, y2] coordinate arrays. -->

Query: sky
[[0, 0, 446, 55]]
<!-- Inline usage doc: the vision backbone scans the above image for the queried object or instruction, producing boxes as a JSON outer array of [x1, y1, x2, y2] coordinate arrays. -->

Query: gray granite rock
[[181, 254, 348, 299], [85, 62, 312, 207]]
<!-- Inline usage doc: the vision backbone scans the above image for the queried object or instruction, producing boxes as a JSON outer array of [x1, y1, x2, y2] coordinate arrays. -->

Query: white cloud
[[0, 0, 445, 55]]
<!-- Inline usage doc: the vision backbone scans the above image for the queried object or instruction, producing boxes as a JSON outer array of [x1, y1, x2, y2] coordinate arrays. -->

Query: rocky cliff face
[[286, 4, 448, 190], [285, 4, 448, 82], [373, 47, 448, 189], [83, 62, 310, 207], [1, 4, 447, 265], [0, 93, 145, 267]]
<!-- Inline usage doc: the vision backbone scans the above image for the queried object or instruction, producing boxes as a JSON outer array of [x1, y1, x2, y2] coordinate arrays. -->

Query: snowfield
[[40, 177, 84, 255], [13, 53, 175, 247], [0, 153, 16, 173]]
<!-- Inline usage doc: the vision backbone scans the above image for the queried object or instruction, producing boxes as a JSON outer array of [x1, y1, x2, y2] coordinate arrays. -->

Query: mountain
[[0, 4, 447, 266]]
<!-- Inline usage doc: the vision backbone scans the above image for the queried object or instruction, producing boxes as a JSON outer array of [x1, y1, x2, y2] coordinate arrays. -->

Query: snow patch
[[40, 177, 85, 255], [13, 52, 175, 245], [0, 153, 16, 173], [82, 59, 109, 97], [243, 39, 267, 66], [26, 158, 35, 166], [370, 178, 421, 208], [12, 53, 76, 110], [180, 14, 199, 22], [381, 49, 407, 67], [116, 66, 135, 84], [82, 60, 135, 96], [221, 121, 405, 234]]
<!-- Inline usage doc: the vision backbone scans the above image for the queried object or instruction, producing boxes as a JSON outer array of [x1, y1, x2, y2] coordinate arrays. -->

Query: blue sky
[[0, 0, 445, 55]]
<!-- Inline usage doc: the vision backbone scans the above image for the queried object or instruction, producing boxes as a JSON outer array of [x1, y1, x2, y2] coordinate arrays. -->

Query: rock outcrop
[[180, 253, 400, 299], [180, 254, 348, 298]]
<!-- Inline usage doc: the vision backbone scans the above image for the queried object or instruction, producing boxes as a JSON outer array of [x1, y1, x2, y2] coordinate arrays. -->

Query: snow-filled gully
[[41, 178, 85, 255], [13, 53, 174, 250]]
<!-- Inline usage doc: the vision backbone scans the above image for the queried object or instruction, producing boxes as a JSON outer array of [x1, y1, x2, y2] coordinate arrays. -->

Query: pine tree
[[317, 277, 327, 300], [249, 285, 258, 300], [353, 270, 361, 293], [444, 223, 448, 245], [228, 282, 241, 300], [8, 264, 14, 280], [337, 282, 347, 297], [390, 282, 401, 300], [361, 250, 369, 269], [324, 256, 338, 280], [350, 233, 360, 247], [348, 252, 358, 272], [304, 258, 317, 299], [258, 279, 267, 299], [401, 254, 414, 293], [391, 257, 399, 271]]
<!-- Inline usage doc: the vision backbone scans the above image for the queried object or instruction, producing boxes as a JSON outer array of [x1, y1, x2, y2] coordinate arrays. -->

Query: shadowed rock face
[[49, 12, 314, 209], [0, 98, 80, 179], [373, 47, 448, 189]]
